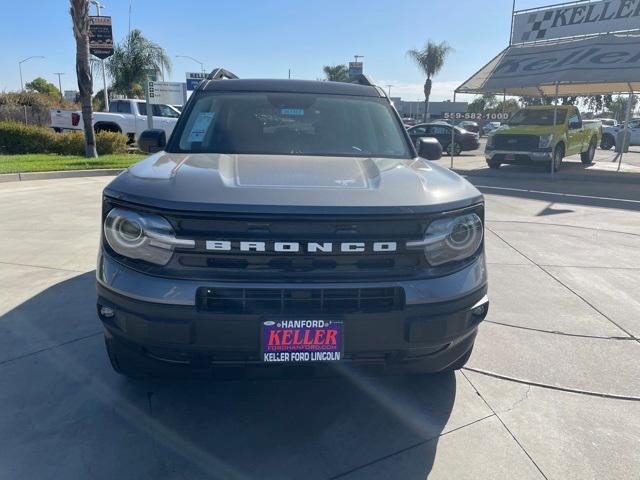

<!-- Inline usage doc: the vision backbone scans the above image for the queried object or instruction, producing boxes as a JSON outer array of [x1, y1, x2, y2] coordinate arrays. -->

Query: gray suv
[[97, 69, 488, 377]]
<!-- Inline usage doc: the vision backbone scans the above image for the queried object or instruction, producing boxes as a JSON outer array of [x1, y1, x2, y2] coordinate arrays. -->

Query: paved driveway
[[0, 175, 639, 479]]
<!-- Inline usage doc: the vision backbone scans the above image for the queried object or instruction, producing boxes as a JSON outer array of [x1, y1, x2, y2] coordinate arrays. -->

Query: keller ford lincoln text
[[96, 69, 489, 377]]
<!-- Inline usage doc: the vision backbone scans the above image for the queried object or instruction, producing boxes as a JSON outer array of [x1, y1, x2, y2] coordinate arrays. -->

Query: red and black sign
[[89, 16, 114, 60]]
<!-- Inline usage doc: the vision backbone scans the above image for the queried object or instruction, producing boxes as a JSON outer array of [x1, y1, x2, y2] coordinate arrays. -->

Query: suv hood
[[105, 152, 481, 212]]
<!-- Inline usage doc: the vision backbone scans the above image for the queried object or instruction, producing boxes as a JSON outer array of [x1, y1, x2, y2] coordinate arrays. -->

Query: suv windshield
[[172, 92, 411, 158], [508, 109, 567, 126]]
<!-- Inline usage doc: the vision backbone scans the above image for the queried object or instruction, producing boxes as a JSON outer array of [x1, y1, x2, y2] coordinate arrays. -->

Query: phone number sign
[[443, 112, 510, 121]]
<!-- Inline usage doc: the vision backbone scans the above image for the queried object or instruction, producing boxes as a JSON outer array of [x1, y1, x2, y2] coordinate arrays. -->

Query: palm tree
[[407, 40, 453, 120], [106, 29, 171, 98], [323, 65, 349, 82], [69, 0, 97, 157]]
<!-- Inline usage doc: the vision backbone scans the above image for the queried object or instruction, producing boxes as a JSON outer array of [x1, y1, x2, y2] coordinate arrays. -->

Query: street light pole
[[18, 56, 45, 91], [90, 0, 109, 111], [54, 72, 65, 101], [176, 55, 206, 73], [385, 84, 392, 97]]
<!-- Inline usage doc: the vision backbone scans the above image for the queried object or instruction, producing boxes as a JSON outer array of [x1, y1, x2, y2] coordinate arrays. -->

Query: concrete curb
[[0, 168, 124, 183]]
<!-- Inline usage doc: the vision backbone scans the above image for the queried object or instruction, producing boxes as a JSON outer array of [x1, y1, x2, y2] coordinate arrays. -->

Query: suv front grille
[[494, 134, 539, 150], [196, 287, 405, 314]]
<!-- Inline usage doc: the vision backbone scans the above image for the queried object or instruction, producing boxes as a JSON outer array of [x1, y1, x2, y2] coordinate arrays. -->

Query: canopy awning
[[456, 33, 640, 97]]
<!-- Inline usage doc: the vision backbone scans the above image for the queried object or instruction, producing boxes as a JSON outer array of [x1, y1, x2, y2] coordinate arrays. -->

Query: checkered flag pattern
[[520, 10, 554, 42]]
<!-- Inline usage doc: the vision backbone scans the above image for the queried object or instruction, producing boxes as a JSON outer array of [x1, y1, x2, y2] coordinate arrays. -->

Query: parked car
[[485, 105, 602, 171], [481, 122, 501, 137], [50, 99, 181, 142], [601, 118, 640, 150], [97, 71, 488, 377], [457, 120, 480, 134], [600, 118, 618, 128], [402, 117, 417, 127], [407, 123, 481, 155]]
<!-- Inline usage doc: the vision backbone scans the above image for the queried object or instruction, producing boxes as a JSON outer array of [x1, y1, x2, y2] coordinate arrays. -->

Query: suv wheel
[[581, 138, 596, 164], [600, 134, 615, 150], [446, 142, 462, 156]]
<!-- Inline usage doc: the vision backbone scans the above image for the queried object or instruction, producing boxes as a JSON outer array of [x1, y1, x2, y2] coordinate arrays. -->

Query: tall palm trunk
[[70, 0, 97, 157], [423, 77, 432, 121]]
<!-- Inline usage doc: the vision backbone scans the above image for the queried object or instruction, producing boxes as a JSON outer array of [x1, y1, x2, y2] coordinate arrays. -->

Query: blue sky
[[0, 0, 554, 101]]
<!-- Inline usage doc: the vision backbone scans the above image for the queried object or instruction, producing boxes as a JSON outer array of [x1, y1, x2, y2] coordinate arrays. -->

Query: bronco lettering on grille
[[204, 241, 397, 253]]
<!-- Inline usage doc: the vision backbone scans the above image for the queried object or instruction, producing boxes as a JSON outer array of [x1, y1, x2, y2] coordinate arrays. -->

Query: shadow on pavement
[[0, 272, 457, 480], [466, 174, 640, 212]]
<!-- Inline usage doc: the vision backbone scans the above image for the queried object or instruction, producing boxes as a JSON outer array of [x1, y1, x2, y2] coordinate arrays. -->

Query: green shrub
[[51, 131, 85, 156], [96, 131, 128, 155], [0, 121, 129, 155], [0, 121, 56, 154]]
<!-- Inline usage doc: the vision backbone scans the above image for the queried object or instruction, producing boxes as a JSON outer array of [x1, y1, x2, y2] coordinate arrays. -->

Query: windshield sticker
[[188, 112, 214, 142], [280, 108, 304, 116]]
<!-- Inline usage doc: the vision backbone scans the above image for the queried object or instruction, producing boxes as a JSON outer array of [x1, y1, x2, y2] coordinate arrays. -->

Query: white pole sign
[[147, 81, 185, 105], [512, 0, 640, 44]]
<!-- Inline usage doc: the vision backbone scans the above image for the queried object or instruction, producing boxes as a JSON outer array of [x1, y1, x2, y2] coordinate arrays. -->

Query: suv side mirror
[[417, 137, 442, 160], [569, 120, 582, 130], [138, 129, 166, 153]]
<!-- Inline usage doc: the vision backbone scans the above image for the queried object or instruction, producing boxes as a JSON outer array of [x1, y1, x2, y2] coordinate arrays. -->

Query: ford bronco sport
[[97, 69, 488, 377]]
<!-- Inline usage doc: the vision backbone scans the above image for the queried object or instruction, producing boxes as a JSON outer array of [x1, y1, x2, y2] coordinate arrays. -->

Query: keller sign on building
[[186, 72, 207, 91], [513, 0, 640, 43]]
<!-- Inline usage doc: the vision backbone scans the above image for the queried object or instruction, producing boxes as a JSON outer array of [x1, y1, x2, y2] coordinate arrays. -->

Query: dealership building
[[389, 98, 468, 120]]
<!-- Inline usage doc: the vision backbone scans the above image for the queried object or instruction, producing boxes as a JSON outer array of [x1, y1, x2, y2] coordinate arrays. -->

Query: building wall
[[390, 98, 468, 119]]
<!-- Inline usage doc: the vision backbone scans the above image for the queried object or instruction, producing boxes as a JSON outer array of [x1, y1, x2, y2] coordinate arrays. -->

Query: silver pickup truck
[[96, 70, 488, 378]]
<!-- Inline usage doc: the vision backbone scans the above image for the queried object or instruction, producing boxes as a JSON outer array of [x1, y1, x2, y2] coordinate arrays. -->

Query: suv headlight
[[538, 134, 554, 149], [407, 213, 483, 266], [104, 208, 194, 265]]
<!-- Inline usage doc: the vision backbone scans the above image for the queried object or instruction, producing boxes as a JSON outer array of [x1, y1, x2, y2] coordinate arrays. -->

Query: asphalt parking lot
[[1, 157, 639, 479]]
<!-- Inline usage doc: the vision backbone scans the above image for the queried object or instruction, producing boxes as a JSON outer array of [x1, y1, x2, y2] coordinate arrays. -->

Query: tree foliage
[[407, 40, 453, 118], [322, 65, 349, 82], [25, 77, 60, 97], [106, 29, 171, 97]]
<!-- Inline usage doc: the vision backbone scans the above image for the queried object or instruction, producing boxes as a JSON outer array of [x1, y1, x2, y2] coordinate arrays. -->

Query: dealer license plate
[[505, 154, 515, 161], [261, 319, 343, 363]]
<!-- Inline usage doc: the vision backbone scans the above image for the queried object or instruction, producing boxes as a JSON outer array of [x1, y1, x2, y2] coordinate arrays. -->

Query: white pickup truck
[[601, 118, 640, 150], [50, 99, 181, 142]]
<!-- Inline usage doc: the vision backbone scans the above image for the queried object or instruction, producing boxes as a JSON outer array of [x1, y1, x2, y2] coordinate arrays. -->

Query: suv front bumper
[[97, 251, 488, 373]]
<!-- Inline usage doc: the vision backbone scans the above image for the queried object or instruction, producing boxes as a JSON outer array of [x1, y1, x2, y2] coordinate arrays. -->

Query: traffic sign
[[186, 72, 207, 91], [89, 16, 114, 60]]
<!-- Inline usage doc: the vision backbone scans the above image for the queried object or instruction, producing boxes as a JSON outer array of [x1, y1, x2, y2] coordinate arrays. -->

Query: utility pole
[[54, 72, 65, 101], [90, 0, 109, 111]]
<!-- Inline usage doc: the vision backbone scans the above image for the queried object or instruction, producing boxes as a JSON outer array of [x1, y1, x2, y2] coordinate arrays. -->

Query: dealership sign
[[512, 0, 640, 43], [186, 72, 207, 91], [443, 112, 510, 121], [481, 34, 640, 89], [89, 16, 114, 59], [148, 81, 185, 105]]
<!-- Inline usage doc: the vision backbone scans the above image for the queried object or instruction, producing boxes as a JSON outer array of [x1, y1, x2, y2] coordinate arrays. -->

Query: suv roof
[[200, 78, 384, 97]]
